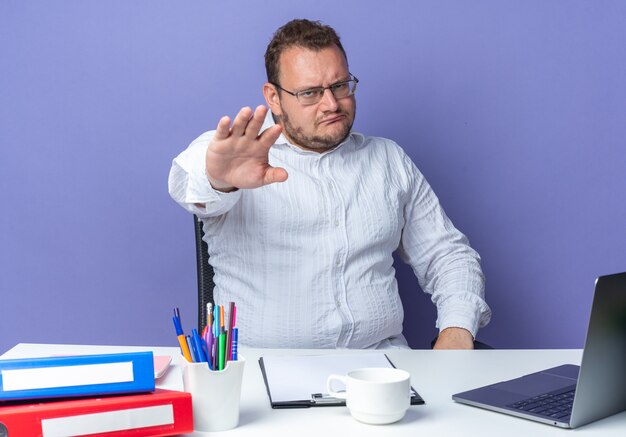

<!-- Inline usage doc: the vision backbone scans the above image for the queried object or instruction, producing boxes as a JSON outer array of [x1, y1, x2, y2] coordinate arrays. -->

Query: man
[[169, 19, 491, 349]]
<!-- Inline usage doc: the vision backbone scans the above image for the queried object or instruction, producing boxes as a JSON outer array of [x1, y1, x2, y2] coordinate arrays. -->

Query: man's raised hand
[[205, 105, 287, 192]]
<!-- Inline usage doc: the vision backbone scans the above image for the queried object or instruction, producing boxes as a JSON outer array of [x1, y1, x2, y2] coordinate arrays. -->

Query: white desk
[[2, 344, 625, 436]]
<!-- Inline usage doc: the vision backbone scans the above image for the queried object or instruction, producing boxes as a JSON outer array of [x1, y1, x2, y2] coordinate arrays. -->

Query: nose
[[319, 87, 339, 112]]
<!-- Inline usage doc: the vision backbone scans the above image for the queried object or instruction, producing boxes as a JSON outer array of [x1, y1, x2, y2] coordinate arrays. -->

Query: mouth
[[318, 114, 346, 125]]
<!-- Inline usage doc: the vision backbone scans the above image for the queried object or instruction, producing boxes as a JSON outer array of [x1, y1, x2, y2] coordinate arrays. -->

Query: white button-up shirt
[[168, 113, 491, 349]]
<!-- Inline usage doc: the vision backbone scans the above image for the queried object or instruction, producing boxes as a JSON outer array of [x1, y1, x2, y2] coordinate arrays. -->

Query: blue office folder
[[0, 351, 155, 401]]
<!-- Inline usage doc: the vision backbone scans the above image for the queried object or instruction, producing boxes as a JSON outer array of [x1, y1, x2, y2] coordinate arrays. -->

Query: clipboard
[[258, 352, 424, 408]]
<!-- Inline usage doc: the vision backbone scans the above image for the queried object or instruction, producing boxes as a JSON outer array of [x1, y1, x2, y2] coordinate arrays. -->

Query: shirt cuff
[[435, 298, 490, 339], [169, 153, 242, 217], [197, 192, 242, 216]]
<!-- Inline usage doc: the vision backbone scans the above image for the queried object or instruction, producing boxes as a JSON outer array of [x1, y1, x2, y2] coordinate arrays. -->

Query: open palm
[[205, 105, 288, 191]]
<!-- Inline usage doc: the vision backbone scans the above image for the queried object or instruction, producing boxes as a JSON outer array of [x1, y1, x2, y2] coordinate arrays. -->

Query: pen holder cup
[[180, 355, 246, 432]]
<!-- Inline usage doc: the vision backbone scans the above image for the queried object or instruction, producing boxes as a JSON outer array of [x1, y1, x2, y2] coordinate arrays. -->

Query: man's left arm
[[396, 153, 492, 349]]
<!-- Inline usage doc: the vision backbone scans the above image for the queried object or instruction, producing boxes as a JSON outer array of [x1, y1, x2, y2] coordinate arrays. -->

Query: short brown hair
[[265, 19, 347, 85]]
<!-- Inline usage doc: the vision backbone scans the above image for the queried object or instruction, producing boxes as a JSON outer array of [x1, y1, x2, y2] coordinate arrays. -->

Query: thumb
[[263, 167, 288, 185]]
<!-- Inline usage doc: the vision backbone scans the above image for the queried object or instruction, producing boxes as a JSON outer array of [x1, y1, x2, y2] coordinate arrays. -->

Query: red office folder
[[0, 388, 193, 436]]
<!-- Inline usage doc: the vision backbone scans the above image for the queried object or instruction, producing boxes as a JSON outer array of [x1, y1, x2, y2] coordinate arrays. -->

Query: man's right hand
[[205, 105, 287, 192]]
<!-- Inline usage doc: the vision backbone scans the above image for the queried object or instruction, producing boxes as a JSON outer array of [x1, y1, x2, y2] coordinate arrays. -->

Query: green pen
[[218, 333, 226, 370]]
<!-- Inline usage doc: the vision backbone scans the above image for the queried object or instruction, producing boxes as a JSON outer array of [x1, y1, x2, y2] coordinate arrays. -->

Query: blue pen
[[231, 327, 238, 361], [186, 335, 197, 362], [172, 315, 183, 336], [191, 329, 207, 362], [214, 305, 220, 338]]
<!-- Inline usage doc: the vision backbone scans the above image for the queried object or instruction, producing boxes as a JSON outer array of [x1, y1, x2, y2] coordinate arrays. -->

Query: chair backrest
[[193, 215, 214, 333]]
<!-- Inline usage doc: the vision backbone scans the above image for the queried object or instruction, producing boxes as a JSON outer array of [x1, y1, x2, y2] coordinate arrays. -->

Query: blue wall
[[1, 1, 625, 352]]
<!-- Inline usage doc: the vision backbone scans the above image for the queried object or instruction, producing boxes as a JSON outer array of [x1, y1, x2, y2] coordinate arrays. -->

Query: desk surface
[[2, 344, 625, 436]]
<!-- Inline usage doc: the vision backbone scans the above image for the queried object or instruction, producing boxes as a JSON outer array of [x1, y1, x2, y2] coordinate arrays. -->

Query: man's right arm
[[168, 130, 242, 218]]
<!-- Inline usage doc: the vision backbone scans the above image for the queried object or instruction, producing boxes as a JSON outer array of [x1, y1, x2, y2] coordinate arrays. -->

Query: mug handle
[[326, 374, 348, 399]]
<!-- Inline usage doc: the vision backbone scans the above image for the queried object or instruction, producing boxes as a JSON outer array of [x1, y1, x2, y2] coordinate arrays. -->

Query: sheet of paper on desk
[[153, 356, 172, 379], [261, 352, 397, 403]]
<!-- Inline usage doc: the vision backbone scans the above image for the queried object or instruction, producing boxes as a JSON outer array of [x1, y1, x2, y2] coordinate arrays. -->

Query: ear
[[263, 82, 282, 116]]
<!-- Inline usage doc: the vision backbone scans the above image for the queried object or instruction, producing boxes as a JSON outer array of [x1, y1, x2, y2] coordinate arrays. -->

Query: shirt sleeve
[[167, 131, 242, 218], [396, 152, 491, 338]]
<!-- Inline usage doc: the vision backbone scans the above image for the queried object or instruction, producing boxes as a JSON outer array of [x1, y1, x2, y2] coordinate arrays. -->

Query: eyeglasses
[[271, 74, 359, 106]]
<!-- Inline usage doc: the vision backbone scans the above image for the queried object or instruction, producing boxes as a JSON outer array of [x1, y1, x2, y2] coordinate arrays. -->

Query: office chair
[[193, 215, 214, 333]]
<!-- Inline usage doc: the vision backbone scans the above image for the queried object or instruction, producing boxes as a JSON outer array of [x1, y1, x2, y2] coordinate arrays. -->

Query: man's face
[[266, 45, 356, 151]]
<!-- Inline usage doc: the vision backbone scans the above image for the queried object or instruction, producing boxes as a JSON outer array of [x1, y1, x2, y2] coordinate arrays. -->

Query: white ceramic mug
[[327, 367, 411, 425]]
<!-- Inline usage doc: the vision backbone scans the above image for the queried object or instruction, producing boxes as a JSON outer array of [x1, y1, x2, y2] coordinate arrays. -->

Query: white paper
[[1, 362, 134, 391], [262, 353, 394, 402], [41, 404, 174, 437]]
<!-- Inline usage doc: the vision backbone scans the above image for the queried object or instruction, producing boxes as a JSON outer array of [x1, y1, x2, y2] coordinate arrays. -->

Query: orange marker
[[177, 335, 193, 362]]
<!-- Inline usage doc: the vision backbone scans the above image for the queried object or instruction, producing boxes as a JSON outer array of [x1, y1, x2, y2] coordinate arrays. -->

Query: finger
[[214, 116, 231, 140], [258, 124, 282, 149], [243, 105, 268, 139], [230, 107, 253, 137], [263, 167, 288, 185]]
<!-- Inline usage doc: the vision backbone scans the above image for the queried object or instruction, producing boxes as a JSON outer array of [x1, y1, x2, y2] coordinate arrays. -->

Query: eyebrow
[[295, 76, 352, 92]]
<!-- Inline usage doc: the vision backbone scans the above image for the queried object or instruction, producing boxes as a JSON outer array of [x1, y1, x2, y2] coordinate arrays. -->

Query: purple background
[[1, 1, 625, 353]]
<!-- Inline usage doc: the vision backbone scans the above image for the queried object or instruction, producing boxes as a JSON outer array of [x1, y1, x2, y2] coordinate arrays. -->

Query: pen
[[206, 302, 214, 368], [178, 335, 193, 363], [214, 305, 220, 339], [218, 332, 226, 370], [207, 302, 213, 333], [207, 330, 214, 370], [192, 328, 208, 363], [172, 315, 192, 362], [225, 302, 234, 362], [220, 305, 225, 333], [185, 335, 196, 362], [201, 325, 212, 369], [231, 327, 238, 361], [213, 305, 221, 366]]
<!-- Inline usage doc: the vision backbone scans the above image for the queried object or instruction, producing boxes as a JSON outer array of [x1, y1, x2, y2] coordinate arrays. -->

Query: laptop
[[453, 272, 626, 428]]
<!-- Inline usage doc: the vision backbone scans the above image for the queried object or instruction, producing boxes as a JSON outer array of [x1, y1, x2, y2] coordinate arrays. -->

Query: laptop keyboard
[[508, 387, 575, 422]]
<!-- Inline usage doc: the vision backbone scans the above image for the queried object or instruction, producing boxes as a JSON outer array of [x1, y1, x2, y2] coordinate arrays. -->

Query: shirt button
[[334, 220, 340, 227], [336, 258, 341, 266], [336, 300, 341, 307]]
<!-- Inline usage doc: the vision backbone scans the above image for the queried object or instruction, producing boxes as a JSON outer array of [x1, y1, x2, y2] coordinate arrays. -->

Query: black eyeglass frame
[[270, 74, 359, 105]]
